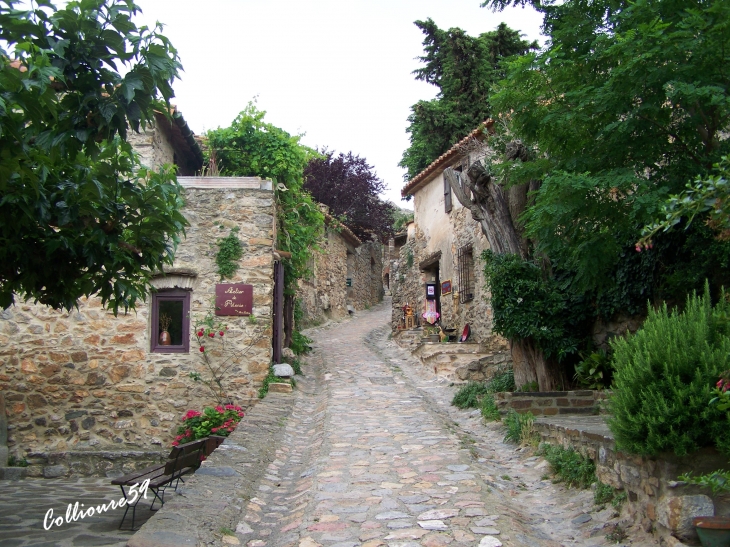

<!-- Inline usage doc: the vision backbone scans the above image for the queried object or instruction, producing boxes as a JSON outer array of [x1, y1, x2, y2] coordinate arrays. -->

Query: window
[[458, 245, 474, 304], [151, 289, 191, 353]]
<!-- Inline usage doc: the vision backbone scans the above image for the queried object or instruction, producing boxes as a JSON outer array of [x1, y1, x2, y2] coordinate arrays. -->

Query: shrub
[[481, 393, 501, 421], [539, 443, 596, 488], [503, 410, 537, 445], [489, 368, 515, 393], [175, 405, 244, 446], [574, 349, 613, 390], [594, 481, 615, 505], [608, 285, 730, 456], [452, 381, 489, 409]]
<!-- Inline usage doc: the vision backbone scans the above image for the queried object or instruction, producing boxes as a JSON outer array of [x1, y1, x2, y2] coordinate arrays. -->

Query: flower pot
[[694, 516, 730, 547], [159, 330, 172, 345], [429, 334, 439, 343]]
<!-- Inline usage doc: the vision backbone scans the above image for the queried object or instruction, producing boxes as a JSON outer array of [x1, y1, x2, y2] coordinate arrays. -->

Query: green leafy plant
[[257, 367, 294, 399], [480, 393, 501, 421], [7, 455, 28, 467], [291, 357, 303, 376], [539, 443, 596, 489], [482, 250, 592, 363], [594, 482, 616, 505], [0, 0, 187, 313], [574, 349, 613, 390], [290, 330, 313, 355], [503, 410, 537, 446], [452, 382, 490, 409], [611, 491, 627, 509], [608, 285, 730, 456], [679, 470, 730, 496], [215, 227, 243, 279], [519, 381, 539, 392], [488, 369, 516, 393], [174, 405, 244, 446], [405, 248, 414, 269]]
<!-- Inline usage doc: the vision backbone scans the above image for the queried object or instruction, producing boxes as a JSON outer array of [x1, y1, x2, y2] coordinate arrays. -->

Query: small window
[[151, 289, 191, 353], [458, 245, 474, 304]]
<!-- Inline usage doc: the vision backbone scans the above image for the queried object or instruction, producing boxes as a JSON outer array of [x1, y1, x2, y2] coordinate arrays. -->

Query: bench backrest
[[164, 439, 207, 477]]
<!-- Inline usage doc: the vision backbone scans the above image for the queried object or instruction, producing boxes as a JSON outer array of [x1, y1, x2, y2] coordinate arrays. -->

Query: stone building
[[0, 113, 279, 477], [297, 213, 384, 326], [390, 123, 511, 381]]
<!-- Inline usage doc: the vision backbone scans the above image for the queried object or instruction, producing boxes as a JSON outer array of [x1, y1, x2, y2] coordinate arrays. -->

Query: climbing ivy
[[215, 227, 243, 280], [205, 103, 324, 294]]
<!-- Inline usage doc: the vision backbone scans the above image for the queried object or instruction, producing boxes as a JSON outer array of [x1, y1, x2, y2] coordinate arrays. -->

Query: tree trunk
[[445, 149, 556, 391]]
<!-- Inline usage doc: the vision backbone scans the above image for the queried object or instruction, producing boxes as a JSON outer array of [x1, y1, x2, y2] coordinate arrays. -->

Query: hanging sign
[[215, 284, 253, 316]]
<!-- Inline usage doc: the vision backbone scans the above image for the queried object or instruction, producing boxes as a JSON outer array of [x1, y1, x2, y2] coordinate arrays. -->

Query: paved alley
[[1, 299, 657, 547], [226, 299, 655, 547]]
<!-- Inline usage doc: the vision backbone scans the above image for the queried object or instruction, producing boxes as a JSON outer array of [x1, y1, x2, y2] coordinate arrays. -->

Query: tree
[[0, 0, 186, 313], [399, 19, 537, 181], [303, 150, 396, 242], [486, 0, 730, 292], [205, 103, 324, 346], [460, 0, 730, 388]]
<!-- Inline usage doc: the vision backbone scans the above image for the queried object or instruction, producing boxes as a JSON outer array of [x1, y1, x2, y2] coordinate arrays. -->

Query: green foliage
[[392, 210, 414, 232], [574, 350, 613, 390], [483, 250, 592, 361], [643, 157, 730, 245], [0, 0, 187, 313], [488, 0, 730, 302], [452, 381, 489, 409], [612, 491, 627, 509], [400, 19, 537, 181], [519, 381, 539, 392], [480, 393, 501, 422], [291, 357, 303, 376], [503, 410, 536, 445], [539, 443, 596, 489], [679, 470, 730, 496], [7, 455, 28, 467], [206, 103, 324, 295], [608, 286, 730, 456], [258, 368, 279, 399], [290, 330, 313, 356], [594, 482, 615, 505], [175, 405, 244, 445], [405, 248, 414, 269], [215, 227, 243, 279], [489, 369, 516, 393]]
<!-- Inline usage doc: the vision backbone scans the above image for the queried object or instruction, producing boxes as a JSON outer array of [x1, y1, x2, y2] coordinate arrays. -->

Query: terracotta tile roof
[[401, 120, 494, 198]]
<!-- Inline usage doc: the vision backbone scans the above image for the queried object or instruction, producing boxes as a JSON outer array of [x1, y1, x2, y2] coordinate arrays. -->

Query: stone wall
[[127, 123, 176, 173], [535, 417, 730, 544], [298, 231, 384, 328], [347, 240, 384, 311], [0, 178, 276, 476], [297, 228, 349, 326], [495, 390, 608, 416]]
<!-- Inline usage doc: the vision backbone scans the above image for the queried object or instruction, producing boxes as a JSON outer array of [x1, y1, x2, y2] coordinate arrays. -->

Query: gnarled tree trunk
[[444, 146, 560, 391]]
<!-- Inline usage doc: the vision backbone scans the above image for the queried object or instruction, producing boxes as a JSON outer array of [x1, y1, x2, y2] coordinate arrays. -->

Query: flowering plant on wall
[[173, 405, 245, 446], [188, 302, 266, 404]]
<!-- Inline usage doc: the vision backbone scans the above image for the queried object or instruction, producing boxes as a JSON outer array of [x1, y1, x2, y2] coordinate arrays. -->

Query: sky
[[132, 0, 544, 207]]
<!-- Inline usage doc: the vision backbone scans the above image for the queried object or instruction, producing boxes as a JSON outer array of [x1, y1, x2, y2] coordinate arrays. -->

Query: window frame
[[150, 288, 191, 353]]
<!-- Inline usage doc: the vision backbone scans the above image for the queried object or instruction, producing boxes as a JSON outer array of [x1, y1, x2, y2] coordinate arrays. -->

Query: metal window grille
[[458, 245, 474, 304]]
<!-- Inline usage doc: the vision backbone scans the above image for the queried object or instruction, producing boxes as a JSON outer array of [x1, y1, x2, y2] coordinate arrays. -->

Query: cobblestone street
[[1, 299, 657, 547]]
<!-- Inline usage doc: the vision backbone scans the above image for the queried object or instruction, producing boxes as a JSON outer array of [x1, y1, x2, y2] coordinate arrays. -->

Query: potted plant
[[159, 313, 172, 345]]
